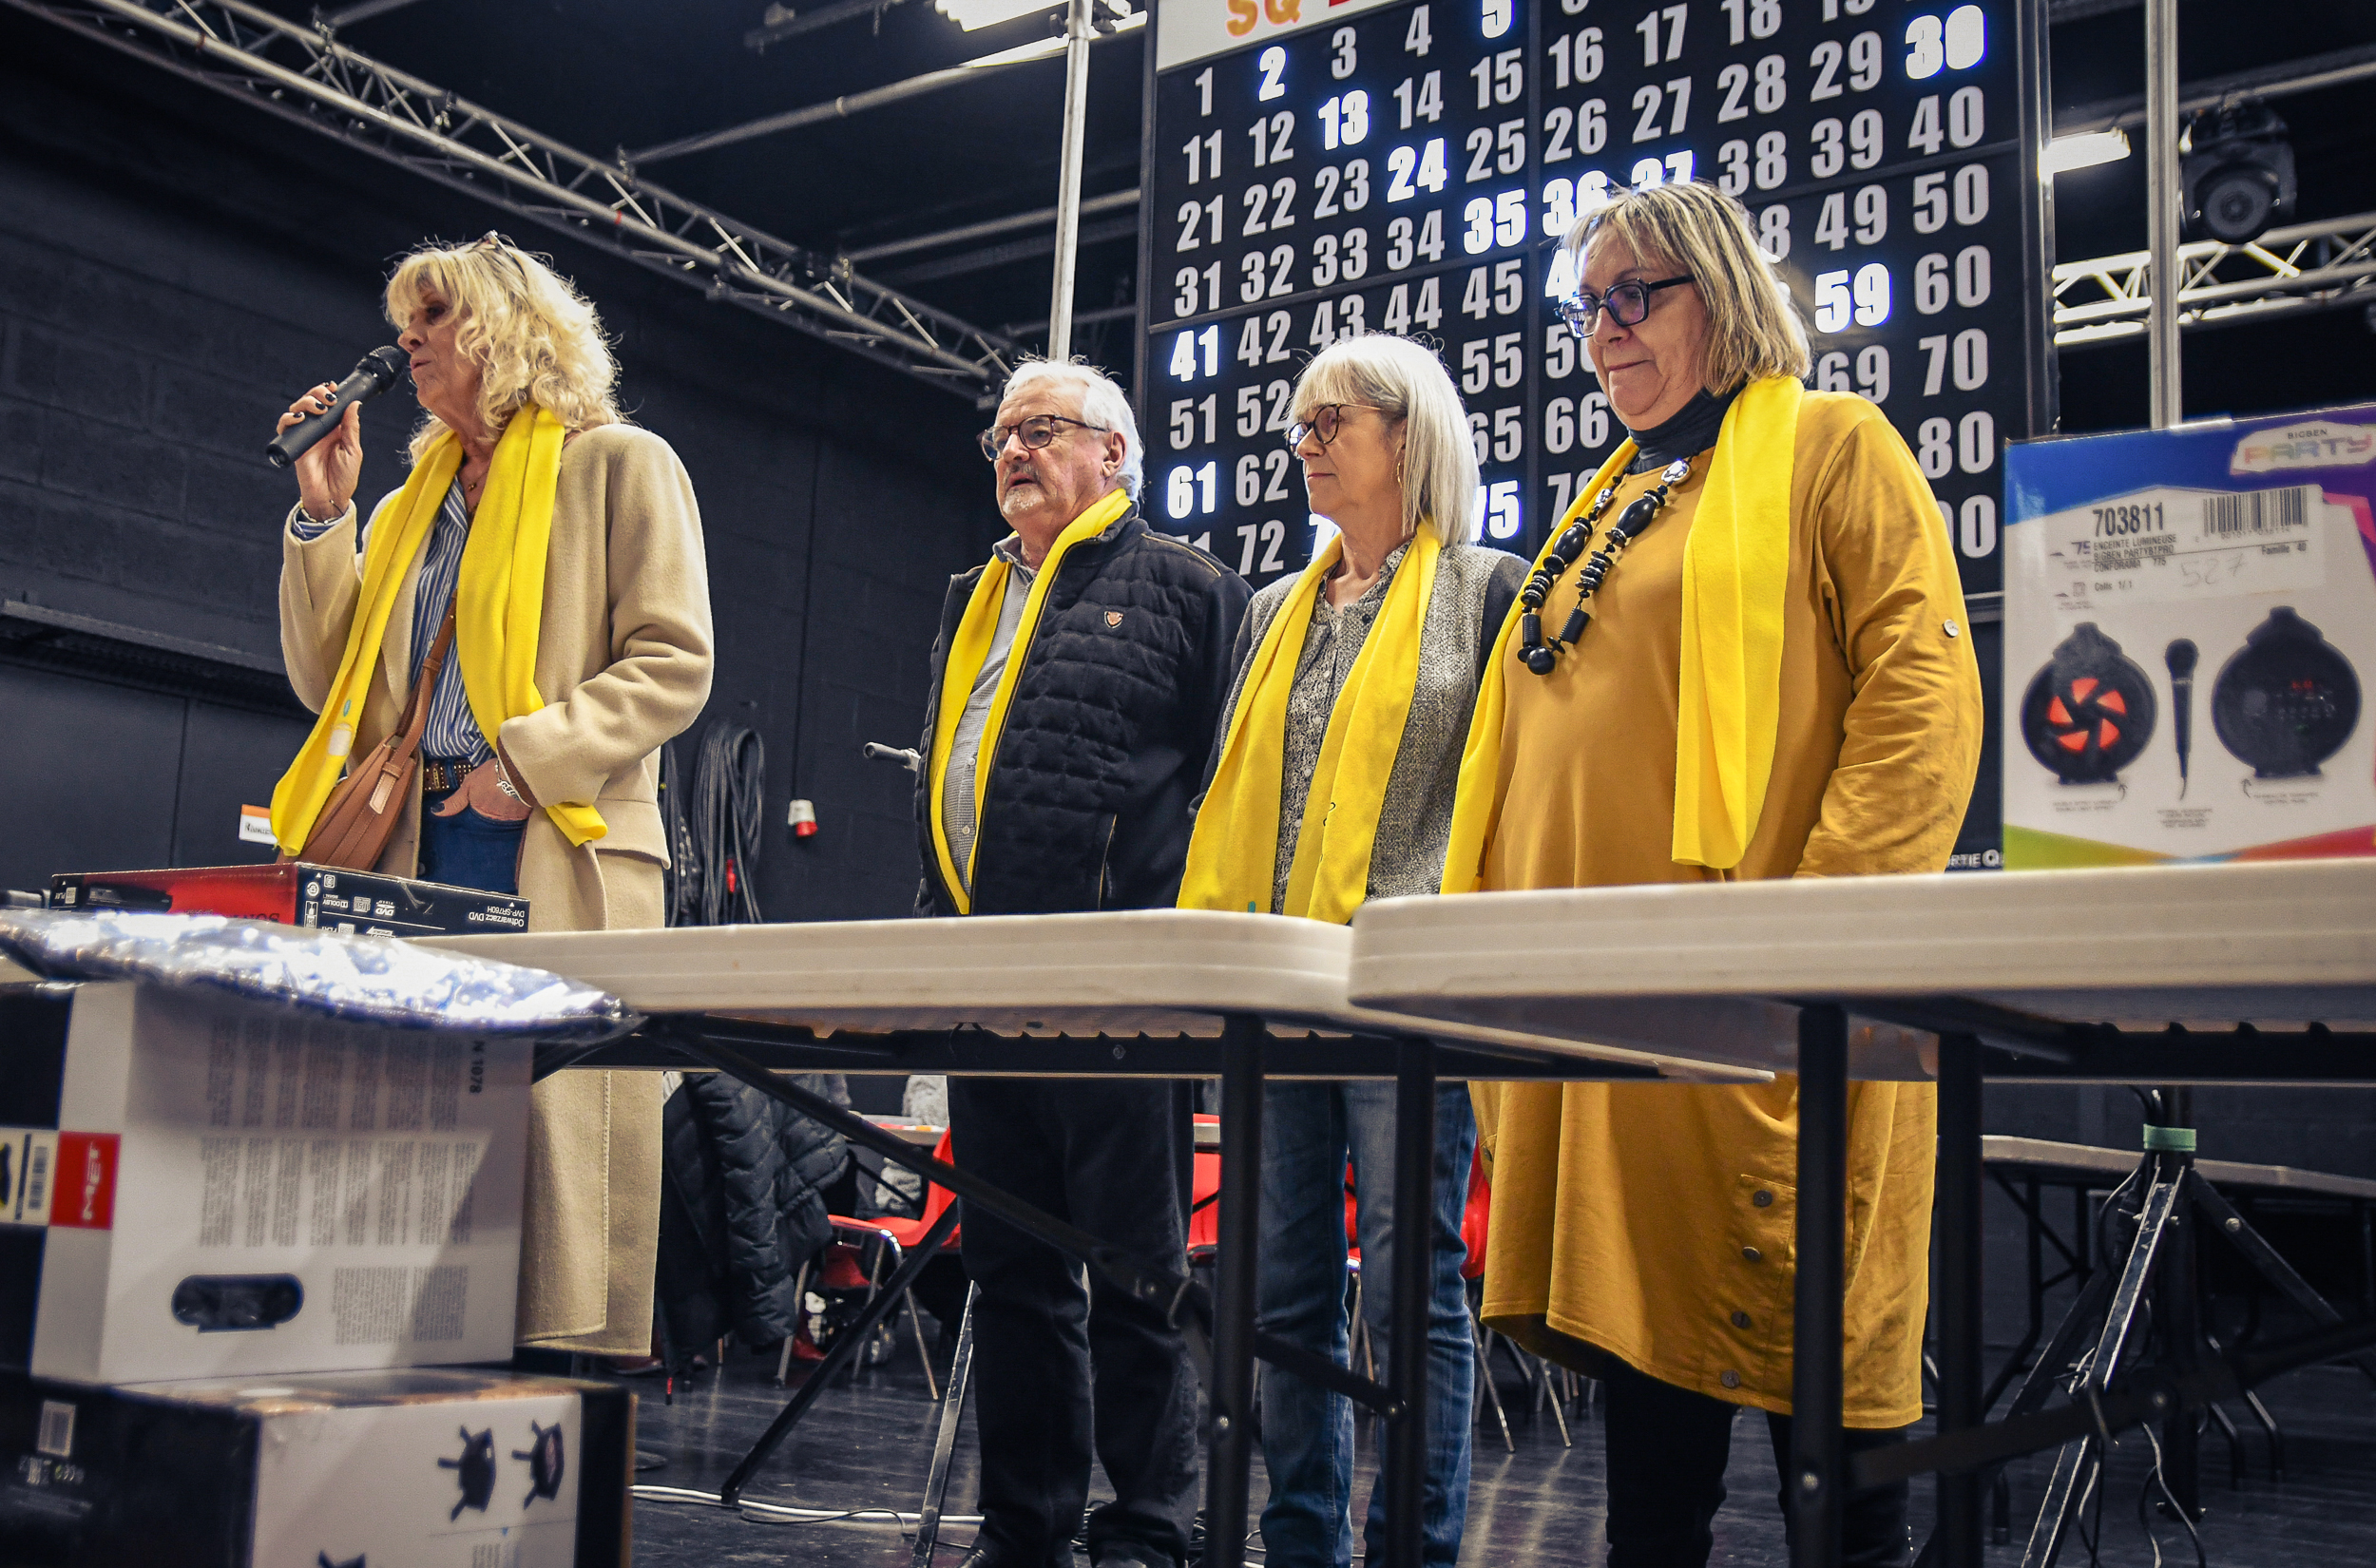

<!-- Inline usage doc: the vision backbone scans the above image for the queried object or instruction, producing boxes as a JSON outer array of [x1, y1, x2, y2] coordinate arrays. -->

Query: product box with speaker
[[0, 1367, 630, 1566], [2002, 403, 2376, 867], [0, 982, 530, 1383], [49, 863, 528, 938]]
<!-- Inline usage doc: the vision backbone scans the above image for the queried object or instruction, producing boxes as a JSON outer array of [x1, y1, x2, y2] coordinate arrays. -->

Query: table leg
[[1205, 1013, 1265, 1568], [1384, 1035, 1438, 1568], [716, 1199, 962, 1506], [1934, 1032, 1984, 1568], [1792, 1004, 1849, 1568], [2156, 1087, 2203, 1520]]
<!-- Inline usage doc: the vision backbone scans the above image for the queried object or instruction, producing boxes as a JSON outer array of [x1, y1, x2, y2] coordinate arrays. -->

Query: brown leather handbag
[[287, 603, 459, 871]]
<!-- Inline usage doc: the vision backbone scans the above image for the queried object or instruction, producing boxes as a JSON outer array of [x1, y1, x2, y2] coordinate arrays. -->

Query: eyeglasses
[[978, 413, 1109, 462], [1284, 403, 1382, 449], [1554, 276, 1695, 338]]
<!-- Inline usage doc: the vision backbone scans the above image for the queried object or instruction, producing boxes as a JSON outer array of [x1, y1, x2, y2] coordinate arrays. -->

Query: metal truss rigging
[[2053, 211, 2376, 349], [4, 0, 1021, 401]]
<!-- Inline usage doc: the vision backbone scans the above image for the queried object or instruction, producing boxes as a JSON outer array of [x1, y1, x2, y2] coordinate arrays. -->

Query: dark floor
[[616, 1325, 2376, 1567]]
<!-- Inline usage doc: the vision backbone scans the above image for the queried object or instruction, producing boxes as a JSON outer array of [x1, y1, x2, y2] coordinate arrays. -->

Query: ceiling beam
[[846, 187, 1139, 265], [316, 0, 430, 28], [876, 216, 1139, 285], [6, 0, 1021, 402], [2054, 209, 2376, 348], [744, 0, 910, 51], [625, 12, 1143, 167], [2057, 41, 2376, 135]]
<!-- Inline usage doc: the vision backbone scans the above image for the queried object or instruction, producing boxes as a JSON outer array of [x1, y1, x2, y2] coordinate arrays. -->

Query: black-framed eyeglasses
[[1555, 276, 1695, 338], [978, 413, 1109, 462], [1284, 403, 1382, 449]]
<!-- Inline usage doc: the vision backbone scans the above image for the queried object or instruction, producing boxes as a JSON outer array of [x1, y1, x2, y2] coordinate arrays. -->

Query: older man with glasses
[[916, 358, 1251, 1568]]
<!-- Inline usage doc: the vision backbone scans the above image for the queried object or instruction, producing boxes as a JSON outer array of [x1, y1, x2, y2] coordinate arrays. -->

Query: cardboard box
[[1, 982, 530, 1383], [49, 864, 529, 939], [0, 1367, 630, 1566], [2002, 405, 2376, 868]]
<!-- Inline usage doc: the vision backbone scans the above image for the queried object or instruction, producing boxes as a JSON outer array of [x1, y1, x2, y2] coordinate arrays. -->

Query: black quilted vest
[[914, 507, 1251, 917]]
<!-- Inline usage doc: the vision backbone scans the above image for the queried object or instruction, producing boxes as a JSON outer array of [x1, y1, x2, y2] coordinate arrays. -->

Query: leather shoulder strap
[[394, 601, 459, 751]]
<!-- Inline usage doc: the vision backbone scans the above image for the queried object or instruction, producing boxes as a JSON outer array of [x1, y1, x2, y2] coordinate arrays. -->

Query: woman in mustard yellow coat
[[1443, 182, 1983, 1565]]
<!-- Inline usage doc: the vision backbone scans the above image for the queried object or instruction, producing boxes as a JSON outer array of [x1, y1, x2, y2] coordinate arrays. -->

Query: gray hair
[[999, 358, 1144, 502], [1563, 181, 1811, 390], [1291, 335, 1479, 545]]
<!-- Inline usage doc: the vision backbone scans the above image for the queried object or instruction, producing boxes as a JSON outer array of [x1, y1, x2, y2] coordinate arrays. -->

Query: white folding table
[[431, 908, 1770, 1568], [1347, 857, 2376, 1568]]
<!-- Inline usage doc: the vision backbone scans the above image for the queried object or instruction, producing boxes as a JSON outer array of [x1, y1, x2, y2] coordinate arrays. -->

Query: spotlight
[[2180, 101, 2295, 245], [2039, 127, 2129, 181], [934, 0, 1053, 29]]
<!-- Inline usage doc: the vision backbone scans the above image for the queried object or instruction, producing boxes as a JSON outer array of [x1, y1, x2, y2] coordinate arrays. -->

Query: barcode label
[[3, 1130, 59, 1225], [2201, 486, 2313, 538], [36, 1401, 74, 1459]]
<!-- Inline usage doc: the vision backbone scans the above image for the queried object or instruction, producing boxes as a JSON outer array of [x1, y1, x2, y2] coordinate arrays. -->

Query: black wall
[[0, 14, 994, 918]]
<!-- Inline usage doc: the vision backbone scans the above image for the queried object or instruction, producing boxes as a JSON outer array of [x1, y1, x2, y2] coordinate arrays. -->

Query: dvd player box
[[0, 1367, 629, 1567], [49, 863, 528, 938], [2002, 403, 2376, 868], [1, 982, 530, 1383]]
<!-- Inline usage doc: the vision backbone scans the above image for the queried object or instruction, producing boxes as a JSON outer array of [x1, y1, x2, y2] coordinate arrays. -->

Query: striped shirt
[[290, 479, 491, 765]]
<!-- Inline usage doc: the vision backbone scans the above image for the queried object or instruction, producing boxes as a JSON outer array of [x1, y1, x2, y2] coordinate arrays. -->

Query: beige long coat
[[279, 422, 714, 1353]]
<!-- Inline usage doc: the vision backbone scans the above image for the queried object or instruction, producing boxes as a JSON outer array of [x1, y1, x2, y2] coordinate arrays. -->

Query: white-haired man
[[914, 360, 1251, 1568]]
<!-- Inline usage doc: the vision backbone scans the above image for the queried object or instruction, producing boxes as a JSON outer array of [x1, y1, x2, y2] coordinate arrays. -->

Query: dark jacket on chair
[[655, 1073, 851, 1355]]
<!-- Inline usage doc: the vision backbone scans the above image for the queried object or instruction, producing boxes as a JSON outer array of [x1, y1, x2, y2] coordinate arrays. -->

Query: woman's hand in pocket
[[434, 759, 535, 822]]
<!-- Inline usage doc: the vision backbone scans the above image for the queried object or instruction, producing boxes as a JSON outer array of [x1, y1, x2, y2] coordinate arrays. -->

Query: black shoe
[[957, 1544, 1069, 1568], [1091, 1546, 1178, 1568]]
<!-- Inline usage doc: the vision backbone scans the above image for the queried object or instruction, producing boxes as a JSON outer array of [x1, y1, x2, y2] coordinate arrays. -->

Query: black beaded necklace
[[1517, 456, 1693, 675]]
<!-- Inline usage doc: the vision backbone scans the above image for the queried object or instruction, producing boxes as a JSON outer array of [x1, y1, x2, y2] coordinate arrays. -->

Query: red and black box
[[48, 865, 528, 938]]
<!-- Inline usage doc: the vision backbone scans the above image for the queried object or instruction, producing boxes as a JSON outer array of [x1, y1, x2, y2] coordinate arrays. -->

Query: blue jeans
[[1256, 1081, 1476, 1567], [415, 777, 526, 895]]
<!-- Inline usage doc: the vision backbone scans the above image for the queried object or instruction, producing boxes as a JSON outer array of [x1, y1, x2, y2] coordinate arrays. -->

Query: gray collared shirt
[[938, 536, 1036, 897]]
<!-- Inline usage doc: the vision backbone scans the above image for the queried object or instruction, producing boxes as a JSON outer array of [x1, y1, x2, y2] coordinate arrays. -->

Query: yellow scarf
[[1440, 374, 1799, 892], [1179, 528, 1441, 925], [926, 487, 1134, 914], [270, 404, 606, 854]]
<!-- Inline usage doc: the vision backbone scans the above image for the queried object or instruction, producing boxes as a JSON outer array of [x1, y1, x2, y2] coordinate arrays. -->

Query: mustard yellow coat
[[1471, 391, 1982, 1426], [279, 424, 715, 1354]]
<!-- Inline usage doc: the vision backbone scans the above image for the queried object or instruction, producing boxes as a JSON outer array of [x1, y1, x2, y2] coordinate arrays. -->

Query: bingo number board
[[1136, 0, 2050, 596]]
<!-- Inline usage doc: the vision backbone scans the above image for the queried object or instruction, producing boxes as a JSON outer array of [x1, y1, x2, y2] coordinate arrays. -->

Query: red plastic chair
[[803, 1129, 959, 1397], [1461, 1142, 1491, 1281], [1187, 1116, 1223, 1256]]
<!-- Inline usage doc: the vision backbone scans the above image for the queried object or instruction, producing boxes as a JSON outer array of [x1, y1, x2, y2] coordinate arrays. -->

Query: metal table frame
[[546, 1012, 1674, 1568], [1341, 860, 2376, 1568]]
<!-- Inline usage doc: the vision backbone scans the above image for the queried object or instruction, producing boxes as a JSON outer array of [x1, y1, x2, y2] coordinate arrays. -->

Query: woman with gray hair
[[1181, 334, 1523, 1567], [271, 234, 714, 1359], [1444, 181, 1983, 1565]]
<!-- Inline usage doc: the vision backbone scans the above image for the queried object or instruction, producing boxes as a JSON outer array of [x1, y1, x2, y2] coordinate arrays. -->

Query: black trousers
[[948, 1077, 1201, 1567], [1601, 1357, 1912, 1568]]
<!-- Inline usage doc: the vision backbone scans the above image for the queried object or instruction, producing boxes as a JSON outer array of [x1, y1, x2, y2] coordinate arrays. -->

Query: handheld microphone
[[2165, 639, 2198, 798], [264, 346, 409, 469]]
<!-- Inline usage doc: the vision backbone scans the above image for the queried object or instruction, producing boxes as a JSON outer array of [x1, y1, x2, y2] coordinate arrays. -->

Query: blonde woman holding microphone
[[1182, 335, 1522, 1567], [273, 234, 714, 1359]]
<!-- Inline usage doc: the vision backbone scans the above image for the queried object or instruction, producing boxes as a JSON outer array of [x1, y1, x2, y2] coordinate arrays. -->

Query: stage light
[[2039, 128, 2129, 181], [934, 0, 1054, 30], [2181, 101, 2296, 245]]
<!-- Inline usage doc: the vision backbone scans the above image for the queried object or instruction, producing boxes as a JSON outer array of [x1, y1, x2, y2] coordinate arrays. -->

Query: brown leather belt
[[420, 759, 479, 794]]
